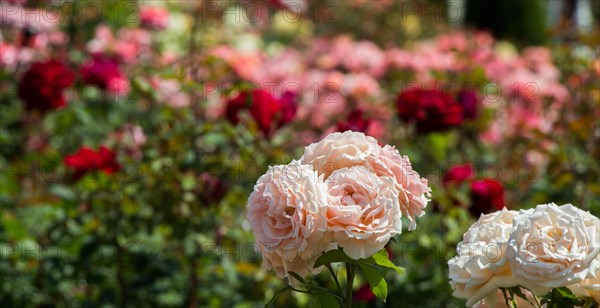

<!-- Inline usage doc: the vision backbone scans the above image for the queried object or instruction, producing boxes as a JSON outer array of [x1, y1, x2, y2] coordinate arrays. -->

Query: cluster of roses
[[443, 164, 505, 218], [18, 57, 128, 113], [448, 204, 600, 306], [246, 131, 431, 281]]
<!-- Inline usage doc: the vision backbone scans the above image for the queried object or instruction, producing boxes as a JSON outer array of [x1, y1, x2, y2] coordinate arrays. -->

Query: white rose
[[568, 262, 600, 304], [326, 166, 402, 259], [507, 203, 600, 295], [300, 131, 431, 230], [246, 162, 332, 283], [449, 208, 521, 306]]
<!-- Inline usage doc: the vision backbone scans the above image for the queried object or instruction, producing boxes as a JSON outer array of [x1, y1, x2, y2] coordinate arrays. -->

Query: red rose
[[64, 146, 120, 181], [199, 172, 227, 205], [225, 89, 296, 136], [337, 109, 371, 133], [470, 179, 505, 217], [443, 164, 474, 186], [80, 55, 124, 90], [457, 89, 479, 120], [353, 284, 376, 303], [18, 60, 74, 112], [396, 88, 463, 133]]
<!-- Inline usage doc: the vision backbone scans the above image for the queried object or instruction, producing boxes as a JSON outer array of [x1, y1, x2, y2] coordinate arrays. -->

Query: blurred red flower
[[443, 164, 474, 185], [337, 109, 371, 133], [199, 172, 228, 205], [225, 89, 297, 136], [457, 89, 479, 120], [396, 88, 463, 133], [470, 179, 505, 217], [64, 146, 120, 180], [353, 284, 376, 303], [18, 59, 74, 112], [81, 55, 126, 92]]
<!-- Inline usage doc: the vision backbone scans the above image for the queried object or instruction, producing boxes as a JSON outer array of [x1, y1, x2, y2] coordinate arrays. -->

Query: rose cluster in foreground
[[246, 131, 431, 282], [448, 203, 600, 306]]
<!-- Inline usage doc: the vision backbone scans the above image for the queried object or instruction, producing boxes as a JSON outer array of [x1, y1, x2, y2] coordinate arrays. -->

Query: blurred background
[[0, 0, 599, 307]]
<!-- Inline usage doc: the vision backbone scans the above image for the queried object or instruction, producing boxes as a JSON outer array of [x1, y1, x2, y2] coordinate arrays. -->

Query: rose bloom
[[139, 6, 169, 30], [336, 109, 371, 133], [396, 88, 464, 133], [443, 164, 474, 186], [300, 131, 430, 230], [458, 89, 479, 120], [568, 261, 600, 304], [353, 284, 376, 303], [246, 162, 332, 283], [327, 166, 402, 259], [507, 203, 600, 295], [448, 208, 520, 307], [81, 55, 129, 96], [470, 179, 505, 217], [268, 0, 308, 13], [198, 172, 227, 206], [18, 60, 74, 112], [64, 146, 120, 181], [225, 89, 296, 137]]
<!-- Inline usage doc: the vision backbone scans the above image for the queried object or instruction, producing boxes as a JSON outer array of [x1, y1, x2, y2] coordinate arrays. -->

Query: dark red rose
[[268, 0, 305, 12], [457, 89, 479, 120], [353, 284, 376, 303], [64, 146, 120, 180], [443, 164, 474, 186], [470, 179, 505, 217], [18, 60, 74, 112], [80, 55, 124, 90], [199, 172, 227, 205], [337, 109, 371, 133], [396, 88, 464, 133], [225, 89, 297, 136]]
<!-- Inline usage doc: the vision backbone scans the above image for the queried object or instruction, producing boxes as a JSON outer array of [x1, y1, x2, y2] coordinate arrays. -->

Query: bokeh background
[[0, 0, 599, 307]]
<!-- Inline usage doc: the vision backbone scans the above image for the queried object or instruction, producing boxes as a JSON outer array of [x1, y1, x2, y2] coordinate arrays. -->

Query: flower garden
[[1, 0, 599, 307]]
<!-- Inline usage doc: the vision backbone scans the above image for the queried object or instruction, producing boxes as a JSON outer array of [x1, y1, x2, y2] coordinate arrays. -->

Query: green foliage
[[465, 0, 548, 46]]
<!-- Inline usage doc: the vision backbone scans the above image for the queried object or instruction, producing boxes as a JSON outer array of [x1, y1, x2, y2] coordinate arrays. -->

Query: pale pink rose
[[341, 73, 381, 98], [151, 77, 190, 108], [247, 162, 332, 283], [300, 131, 431, 230], [326, 166, 402, 259], [87, 25, 151, 64], [343, 41, 387, 77], [507, 203, 600, 295], [448, 208, 521, 307]]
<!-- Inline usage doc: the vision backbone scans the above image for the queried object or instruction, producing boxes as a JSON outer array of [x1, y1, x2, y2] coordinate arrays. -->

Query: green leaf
[[582, 297, 598, 308], [554, 287, 577, 300], [314, 249, 354, 268], [358, 263, 388, 302], [265, 286, 291, 307], [508, 287, 528, 301], [287, 271, 306, 285], [315, 292, 340, 308], [363, 249, 405, 275]]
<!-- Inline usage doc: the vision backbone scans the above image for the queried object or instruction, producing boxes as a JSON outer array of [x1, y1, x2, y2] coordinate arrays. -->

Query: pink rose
[[246, 162, 332, 282], [327, 166, 402, 259], [300, 131, 430, 230]]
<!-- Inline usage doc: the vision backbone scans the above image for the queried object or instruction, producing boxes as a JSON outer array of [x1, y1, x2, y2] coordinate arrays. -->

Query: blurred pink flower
[[87, 25, 151, 64], [150, 77, 190, 108], [139, 6, 169, 30]]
